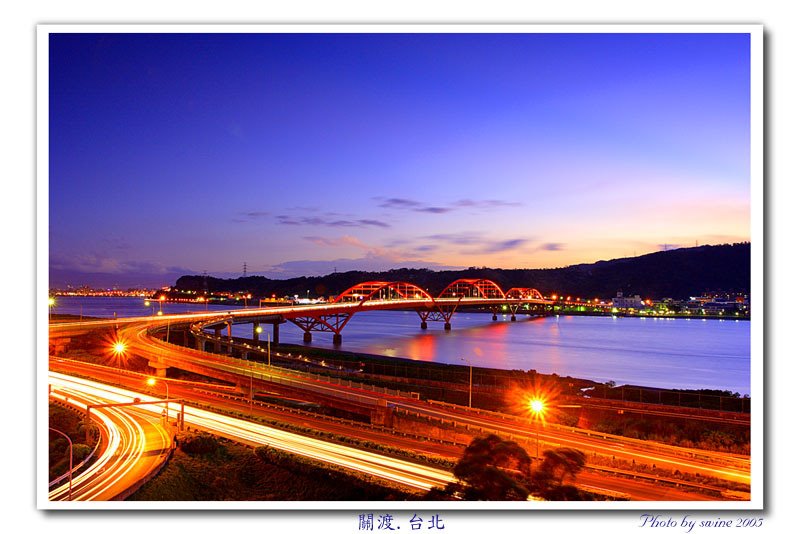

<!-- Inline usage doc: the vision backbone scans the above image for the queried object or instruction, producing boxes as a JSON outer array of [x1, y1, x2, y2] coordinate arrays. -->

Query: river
[[50, 296, 751, 395]]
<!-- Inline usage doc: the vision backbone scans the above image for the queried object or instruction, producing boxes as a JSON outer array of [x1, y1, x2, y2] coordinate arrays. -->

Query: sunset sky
[[48, 31, 752, 288]]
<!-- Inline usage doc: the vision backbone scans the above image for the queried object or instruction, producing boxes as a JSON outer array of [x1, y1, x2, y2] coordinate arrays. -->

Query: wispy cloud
[[537, 242, 565, 252], [423, 232, 531, 255], [426, 232, 484, 246], [277, 215, 390, 228], [375, 197, 522, 215], [263, 257, 464, 279], [482, 239, 529, 253], [231, 211, 271, 223]]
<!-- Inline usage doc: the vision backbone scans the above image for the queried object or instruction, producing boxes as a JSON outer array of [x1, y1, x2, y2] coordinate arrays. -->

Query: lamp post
[[267, 332, 271, 367], [528, 397, 546, 460], [460, 357, 472, 408], [146, 377, 170, 423], [48, 296, 56, 321], [49, 427, 73, 500]]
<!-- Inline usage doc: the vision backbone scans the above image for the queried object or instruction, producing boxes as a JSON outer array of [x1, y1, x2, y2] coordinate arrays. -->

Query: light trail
[[49, 372, 456, 493], [48, 377, 171, 501]]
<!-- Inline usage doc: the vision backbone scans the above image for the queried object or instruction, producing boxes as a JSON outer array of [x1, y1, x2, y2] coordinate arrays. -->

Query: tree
[[531, 447, 588, 500], [445, 434, 532, 500]]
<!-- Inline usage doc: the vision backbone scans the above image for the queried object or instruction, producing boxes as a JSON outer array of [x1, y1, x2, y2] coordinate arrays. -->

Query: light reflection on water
[[52, 297, 751, 395]]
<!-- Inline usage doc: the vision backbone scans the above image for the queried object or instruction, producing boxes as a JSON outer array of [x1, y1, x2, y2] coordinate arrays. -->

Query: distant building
[[612, 291, 644, 309]]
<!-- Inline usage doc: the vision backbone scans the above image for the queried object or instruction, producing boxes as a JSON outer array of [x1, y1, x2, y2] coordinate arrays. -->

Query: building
[[612, 291, 644, 309]]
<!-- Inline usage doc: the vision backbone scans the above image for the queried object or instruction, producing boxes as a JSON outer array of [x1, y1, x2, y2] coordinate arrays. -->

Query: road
[[49, 310, 751, 500], [49, 359, 733, 501], [48, 372, 457, 494], [48, 375, 172, 502]]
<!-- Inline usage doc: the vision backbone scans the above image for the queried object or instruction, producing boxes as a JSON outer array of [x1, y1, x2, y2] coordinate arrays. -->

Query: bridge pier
[[332, 333, 343, 345], [273, 322, 280, 344], [420, 320, 427, 329], [492, 314, 497, 321], [511, 314, 517, 322], [444, 322, 452, 331], [303, 332, 312, 343], [213, 326, 223, 353], [148, 359, 169, 378]]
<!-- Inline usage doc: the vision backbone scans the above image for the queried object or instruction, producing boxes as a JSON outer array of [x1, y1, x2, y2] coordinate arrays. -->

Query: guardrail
[[422, 399, 750, 470], [159, 326, 421, 403], [47, 396, 103, 488]]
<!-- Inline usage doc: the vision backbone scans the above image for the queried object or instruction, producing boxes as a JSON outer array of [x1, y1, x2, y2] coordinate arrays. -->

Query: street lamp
[[48, 296, 56, 321], [49, 427, 73, 500], [460, 357, 473, 408], [528, 397, 546, 460], [146, 377, 170, 423], [111, 340, 127, 383]]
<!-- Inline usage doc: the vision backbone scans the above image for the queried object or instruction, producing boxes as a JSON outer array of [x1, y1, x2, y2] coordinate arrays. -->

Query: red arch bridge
[[189, 278, 553, 347]]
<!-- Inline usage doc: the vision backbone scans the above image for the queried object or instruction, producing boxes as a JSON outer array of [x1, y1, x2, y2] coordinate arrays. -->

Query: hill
[[172, 243, 750, 300]]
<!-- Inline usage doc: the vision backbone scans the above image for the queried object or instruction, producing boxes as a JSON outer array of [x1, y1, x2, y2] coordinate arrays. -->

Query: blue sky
[[48, 32, 751, 287]]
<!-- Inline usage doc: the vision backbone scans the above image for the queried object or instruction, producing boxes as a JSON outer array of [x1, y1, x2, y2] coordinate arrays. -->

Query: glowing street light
[[111, 340, 127, 383], [528, 397, 546, 460], [48, 296, 56, 321]]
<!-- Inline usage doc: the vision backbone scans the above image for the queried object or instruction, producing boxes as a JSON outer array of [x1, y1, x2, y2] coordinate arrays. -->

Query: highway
[[120, 317, 751, 487], [48, 374, 172, 502], [48, 299, 750, 501], [48, 372, 457, 494], [47, 359, 729, 501]]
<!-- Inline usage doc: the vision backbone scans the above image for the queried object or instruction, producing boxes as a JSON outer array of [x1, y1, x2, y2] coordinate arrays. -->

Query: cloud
[[452, 199, 523, 209], [263, 257, 464, 279], [231, 211, 271, 223], [425, 232, 484, 246], [537, 242, 565, 251], [303, 235, 373, 249], [375, 197, 523, 214], [415, 206, 452, 214], [277, 215, 390, 228], [482, 239, 529, 253], [49, 252, 194, 288]]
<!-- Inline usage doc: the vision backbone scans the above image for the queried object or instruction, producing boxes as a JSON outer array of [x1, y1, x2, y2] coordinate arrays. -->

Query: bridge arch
[[437, 278, 506, 300], [333, 281, 435, 305], [505, 287, 546, 300]]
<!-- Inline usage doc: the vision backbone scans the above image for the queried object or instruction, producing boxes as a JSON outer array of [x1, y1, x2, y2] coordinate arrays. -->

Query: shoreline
[[49, 310, 750, 399]]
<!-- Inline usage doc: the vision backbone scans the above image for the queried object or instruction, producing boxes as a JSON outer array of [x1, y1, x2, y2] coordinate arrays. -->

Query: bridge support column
[[148, 359, 169, 378], [213, 326, 223, 353], [444, 322, 452, 331], [492, 314, 497, 321], [303, 332, 312, 343], [252, 321, 260, 342], [182, 329, 189, 346], [195, 338, 204, 351], [332, 333, 343, 345], [273, 322, 280, 344], [227, 322, 233, 354], [420, 321, 427, 329], [511, 314, 517, 322]]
